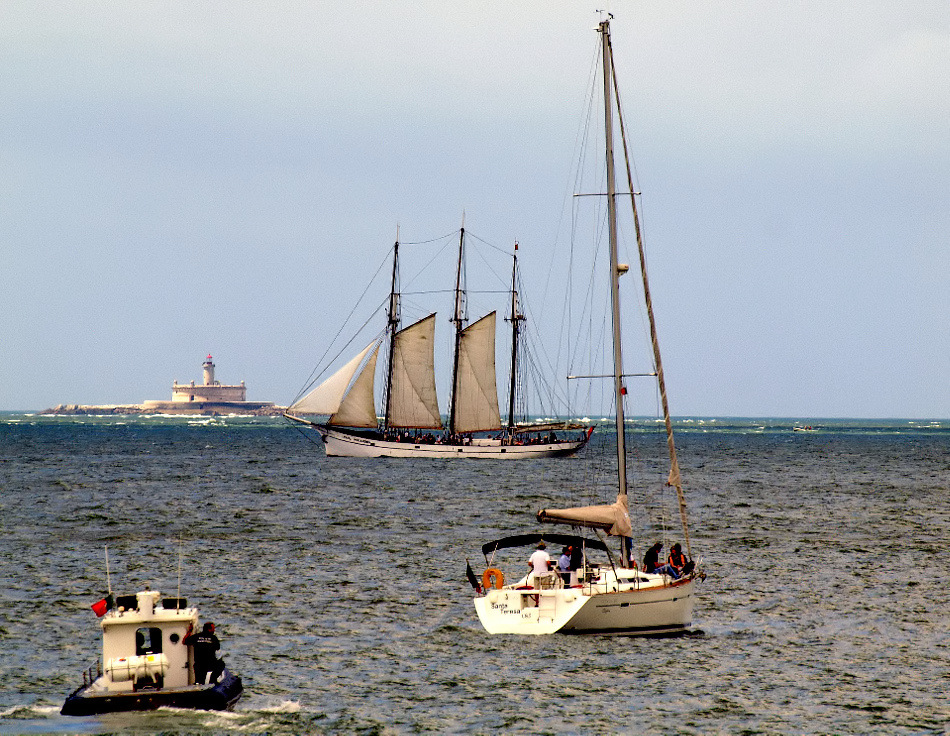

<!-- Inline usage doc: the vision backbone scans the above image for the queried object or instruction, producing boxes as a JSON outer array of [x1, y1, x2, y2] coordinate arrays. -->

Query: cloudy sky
[[2, 1, 948, 418]]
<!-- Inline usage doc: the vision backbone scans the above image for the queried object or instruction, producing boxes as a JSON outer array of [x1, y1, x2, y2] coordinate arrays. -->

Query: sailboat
[[285, 229, 593, 458], [469, 16, 704, 635]]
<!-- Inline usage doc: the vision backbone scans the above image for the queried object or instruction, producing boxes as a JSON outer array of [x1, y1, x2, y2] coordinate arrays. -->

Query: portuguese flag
[[91, 594, 114, 617]]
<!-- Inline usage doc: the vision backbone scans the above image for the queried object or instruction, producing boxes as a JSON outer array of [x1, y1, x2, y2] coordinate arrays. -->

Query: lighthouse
[[202, 355, 216, 386], [141, 354, 273, 413], [168, 355, 247, 404]]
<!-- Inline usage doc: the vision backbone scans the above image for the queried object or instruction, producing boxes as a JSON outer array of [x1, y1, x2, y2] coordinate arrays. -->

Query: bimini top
[[481, 533, 608, 557]]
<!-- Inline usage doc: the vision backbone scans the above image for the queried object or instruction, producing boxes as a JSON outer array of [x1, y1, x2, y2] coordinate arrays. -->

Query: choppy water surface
[[1, 414, 948, 734]]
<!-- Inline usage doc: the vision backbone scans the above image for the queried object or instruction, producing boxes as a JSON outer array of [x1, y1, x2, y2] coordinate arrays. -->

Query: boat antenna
[[104, 544, 112, 596], [177, 533, 184, 599]]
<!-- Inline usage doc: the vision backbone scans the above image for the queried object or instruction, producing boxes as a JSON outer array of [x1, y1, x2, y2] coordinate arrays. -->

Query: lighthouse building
[[140, 355, 274, 414], [171, 355, 247, 403]]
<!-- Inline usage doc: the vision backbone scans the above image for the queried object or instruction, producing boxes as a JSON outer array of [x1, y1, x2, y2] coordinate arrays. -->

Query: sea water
[[0, 413, 948, 734]]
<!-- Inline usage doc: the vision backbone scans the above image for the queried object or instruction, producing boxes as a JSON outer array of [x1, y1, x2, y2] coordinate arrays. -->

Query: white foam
[[258, 700, 302, 714]]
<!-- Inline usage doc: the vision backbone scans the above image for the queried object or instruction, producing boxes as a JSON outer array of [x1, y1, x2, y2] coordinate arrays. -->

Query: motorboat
[[62, 588, 242, 716]]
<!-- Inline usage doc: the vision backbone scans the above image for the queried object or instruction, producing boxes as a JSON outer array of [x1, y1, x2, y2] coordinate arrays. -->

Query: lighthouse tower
[[164, 354, 251, 406], [202, 355, 216, 386]]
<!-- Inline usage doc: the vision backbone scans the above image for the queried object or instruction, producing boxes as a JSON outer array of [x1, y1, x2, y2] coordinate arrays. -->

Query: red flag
[[91, 595, 112, 617]]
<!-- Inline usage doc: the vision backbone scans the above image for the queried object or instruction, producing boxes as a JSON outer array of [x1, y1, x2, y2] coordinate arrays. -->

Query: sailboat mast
[[601, 19, 628, 499], [383, 236, 400, 432], [448, 227, 466, 435], [506, 243, 523, 435], [611, 55, 693, 559]]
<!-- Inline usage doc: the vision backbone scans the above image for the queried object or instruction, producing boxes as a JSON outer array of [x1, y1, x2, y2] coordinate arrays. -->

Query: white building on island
[[141, 354, 275, 414], [171, 355, 246, 403]]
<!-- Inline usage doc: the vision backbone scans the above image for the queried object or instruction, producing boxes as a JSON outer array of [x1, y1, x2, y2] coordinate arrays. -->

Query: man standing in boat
[[527, 541, 551, 585], [184, 622, 224, 685]]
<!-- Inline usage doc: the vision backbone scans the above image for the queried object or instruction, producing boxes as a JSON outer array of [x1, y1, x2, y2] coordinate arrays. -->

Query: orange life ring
[[482, 567, 505, 590]]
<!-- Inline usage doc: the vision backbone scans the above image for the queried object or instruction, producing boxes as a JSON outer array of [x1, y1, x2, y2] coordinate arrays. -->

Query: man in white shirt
[[528, 541, 551, 585]]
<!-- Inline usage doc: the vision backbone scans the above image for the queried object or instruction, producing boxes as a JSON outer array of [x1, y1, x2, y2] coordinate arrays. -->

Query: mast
[[611, 40, 693, 558], [601, 18, 632, 566], [601, 19, 627, 498], [506, 243, 523, 436], [383, 234, 400, 432], [448, 227, 466, 435]]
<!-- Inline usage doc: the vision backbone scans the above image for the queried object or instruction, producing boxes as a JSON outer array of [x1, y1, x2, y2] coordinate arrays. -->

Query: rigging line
[[466, 230, 513, 257], [611, 39, 692, 559], [552, 36, 602, 394], [402, 235, 455, 292], [290, 249, 393, 406], [294, 319, 388, 407], [469, 243, 508, 292], [519, 266, 581, 417], [402, 229, 459, 246], [567, 207, 608, 377], [404, 288, 511, 297], [523, 325, 571, 413]]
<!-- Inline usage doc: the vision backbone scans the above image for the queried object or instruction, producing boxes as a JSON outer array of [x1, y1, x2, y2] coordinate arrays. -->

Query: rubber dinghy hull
[[61, 670, 242, 716]]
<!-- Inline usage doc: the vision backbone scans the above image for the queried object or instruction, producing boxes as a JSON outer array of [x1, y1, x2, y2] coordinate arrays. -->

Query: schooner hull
[[474, 577, 696, 636], [319, 426, 588, 459]]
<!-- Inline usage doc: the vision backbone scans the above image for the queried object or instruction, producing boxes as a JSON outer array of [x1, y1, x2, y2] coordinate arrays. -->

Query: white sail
[[388, 314, 442, 429], [452, 312, 501, 434], [536, 494, 633, 538], [289, 342, 378, 417], [329, 344, 380, 428]]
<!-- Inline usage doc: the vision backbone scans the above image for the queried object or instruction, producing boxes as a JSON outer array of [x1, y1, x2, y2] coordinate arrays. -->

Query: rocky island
[[42, 355, 286, 416]]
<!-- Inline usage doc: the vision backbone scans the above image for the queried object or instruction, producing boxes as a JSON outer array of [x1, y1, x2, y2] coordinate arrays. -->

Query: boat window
[[135, 627, 163, 655], [115, 595, 138, 610]]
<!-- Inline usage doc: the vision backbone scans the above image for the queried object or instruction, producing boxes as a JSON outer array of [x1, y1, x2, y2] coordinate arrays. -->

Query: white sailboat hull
[[473, 576, 696, 635], [318, 425, 588, 459]]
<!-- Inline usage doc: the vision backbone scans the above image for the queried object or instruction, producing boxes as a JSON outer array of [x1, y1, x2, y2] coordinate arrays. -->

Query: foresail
[[289, 341, 378, 416], [329, 344, 380, 428], [537, 494, 633, 538], [452, 312, 502, 433], [388, 314, 442, 429]]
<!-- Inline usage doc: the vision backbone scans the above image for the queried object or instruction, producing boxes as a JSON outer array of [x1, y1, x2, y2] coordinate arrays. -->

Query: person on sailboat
[[643, 542, 663, 574], [527, 541, 551, 582], [667, 543, 686, 578], [557, 547, 572, 585], [652, 543, 688, 579]]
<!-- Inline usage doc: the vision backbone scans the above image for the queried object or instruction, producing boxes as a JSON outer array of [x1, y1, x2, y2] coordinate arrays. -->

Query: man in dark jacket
[[643, 542, 663, 574], [184, 622, 223, 684]]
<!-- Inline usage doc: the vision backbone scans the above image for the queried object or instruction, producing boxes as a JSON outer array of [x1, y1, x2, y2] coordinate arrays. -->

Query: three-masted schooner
[[285, 229, 592, 458], [469, 17, 704, 635]]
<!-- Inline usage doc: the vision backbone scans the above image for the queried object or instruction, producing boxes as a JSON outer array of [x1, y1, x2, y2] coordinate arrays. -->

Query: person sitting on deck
[[653, 542, 690, 579], [667, 543, 686, 578], [643, 542, 663, 574]]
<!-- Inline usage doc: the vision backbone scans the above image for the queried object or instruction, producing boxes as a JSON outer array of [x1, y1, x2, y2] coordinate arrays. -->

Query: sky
[[1, 1, 948, 418]]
